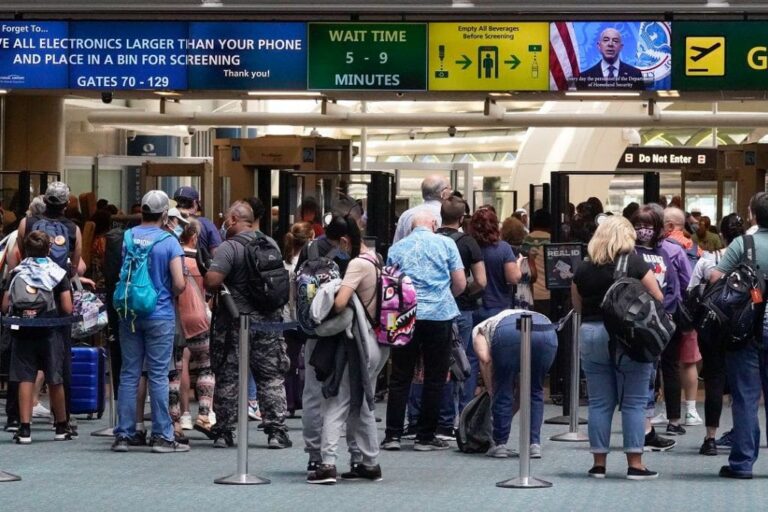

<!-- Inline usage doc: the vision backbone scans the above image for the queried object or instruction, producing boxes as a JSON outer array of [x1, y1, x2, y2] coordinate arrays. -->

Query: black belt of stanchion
[[1, 315, 80, 327], [248, 321, 300, 333]]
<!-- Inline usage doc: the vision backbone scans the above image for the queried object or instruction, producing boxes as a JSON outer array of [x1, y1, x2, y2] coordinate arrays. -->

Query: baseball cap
[[44, 181, 70, 206], [141, 190, 170, 214], [173, 186, 199, 202], [168, 207, 189, 224]]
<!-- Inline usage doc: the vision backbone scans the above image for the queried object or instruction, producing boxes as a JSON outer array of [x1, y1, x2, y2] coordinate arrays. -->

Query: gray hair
[[411, 209, 436, 230], [663, 207, 686, 228], [421, 175, 449, 201], [27, 195, 46, 217], [227, 201, 255, 223]]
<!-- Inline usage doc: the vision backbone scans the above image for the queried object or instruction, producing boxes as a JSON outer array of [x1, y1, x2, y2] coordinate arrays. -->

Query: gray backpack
[[8, 272, 57, 319]]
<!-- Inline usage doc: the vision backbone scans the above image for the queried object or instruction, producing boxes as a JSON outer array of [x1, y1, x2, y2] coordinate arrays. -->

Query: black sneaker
[[402, 425, 417, 440], [719, 465, 753, 479], [111, 437, 129, 452], [175, 431, 190, 445], [13, 423, 31, 445], [193, 421, 216, 440], [267, 431, 292, 449], [665, 423, 686, 436], [307, 460, 321, 474], [627, 466, 659, 480], [213, 430, 235, 448], [414, 437, 450, 451], [340, 463, 383, 481], [307, 464, 337, 485], [436, 426, 456, 441], [151, 436, 191, 453], [588, 466, 606, 479], [699, 437, 717, 456], [128, 430, 148, 446], [54, 422, 73, 441], [644, 428, 676, 452], [3, 419, 20, 433], [716, 430, 733, 451], [381, 436, 401, 451]]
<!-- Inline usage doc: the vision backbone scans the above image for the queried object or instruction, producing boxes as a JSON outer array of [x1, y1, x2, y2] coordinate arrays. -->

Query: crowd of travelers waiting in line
[[0, 177, 765, 483]]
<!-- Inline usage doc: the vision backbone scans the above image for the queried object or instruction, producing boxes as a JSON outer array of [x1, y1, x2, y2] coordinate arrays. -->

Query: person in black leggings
[[688, 213, 745, 455]]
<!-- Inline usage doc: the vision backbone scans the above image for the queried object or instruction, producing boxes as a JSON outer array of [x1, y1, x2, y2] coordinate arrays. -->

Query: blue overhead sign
[[0, 21, 306, 90], [0, 21, 69, 89], [188, 22, 306, 90]]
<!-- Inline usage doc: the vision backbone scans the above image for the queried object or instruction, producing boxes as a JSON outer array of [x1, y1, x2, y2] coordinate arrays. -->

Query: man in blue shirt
[[383, 210, 466, 451], [112, 190, 187, 454], [174, 186, 222, 265]]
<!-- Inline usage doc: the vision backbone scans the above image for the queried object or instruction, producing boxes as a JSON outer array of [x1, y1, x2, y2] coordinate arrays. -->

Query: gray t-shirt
[[209, 230, 280, 315], [715, 228, 768, 277]]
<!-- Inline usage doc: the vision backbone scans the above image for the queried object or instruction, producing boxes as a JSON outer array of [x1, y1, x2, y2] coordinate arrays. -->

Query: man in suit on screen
[[576, 27, 645, 90]]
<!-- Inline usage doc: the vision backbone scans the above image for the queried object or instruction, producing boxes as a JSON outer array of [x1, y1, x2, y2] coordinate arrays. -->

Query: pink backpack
[[359, 253, 417, 347]]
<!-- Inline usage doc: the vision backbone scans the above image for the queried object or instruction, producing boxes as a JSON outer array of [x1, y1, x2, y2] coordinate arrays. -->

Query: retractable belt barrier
[[0, 470, 21, 483], [497, 313, 553, 489], [551, 311, 588, 442]]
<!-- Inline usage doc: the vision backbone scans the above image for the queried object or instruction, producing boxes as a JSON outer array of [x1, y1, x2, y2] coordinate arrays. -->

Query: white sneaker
[[209, 411, 217, 426], [247, 403, 261, 422], [684, 410, 703, 426], [530, 444, 542, 459], [651, 412, 668, 426], [486, 443, 510, 458], [180, 412, 193, 431], [32, 403, 51, 419]]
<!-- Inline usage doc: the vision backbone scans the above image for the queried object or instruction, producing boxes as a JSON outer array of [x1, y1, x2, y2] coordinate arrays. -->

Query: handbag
[[449, 321, 471, 381], [71, 277, 108, 339]]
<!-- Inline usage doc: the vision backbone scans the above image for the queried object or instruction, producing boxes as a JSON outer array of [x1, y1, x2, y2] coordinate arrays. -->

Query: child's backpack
[[31, 218, 70, 270], [697, 235, 766, 349], [457, 391, 493, 454], [295, 242, 341, 335], [231, 232, 289, 312], [601, 254, 676, 363], [360, 253, 417, 347], [8, 270, 58, 320], [113, 230, 170, 322]]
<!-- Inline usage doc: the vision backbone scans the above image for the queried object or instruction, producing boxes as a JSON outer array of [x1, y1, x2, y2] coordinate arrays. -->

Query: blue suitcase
[[70, 346, 106, 418]]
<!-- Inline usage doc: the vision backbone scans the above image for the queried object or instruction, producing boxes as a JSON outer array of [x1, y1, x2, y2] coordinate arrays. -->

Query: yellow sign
[[428, 22, 549, 91], [685, 36, 725, 76]]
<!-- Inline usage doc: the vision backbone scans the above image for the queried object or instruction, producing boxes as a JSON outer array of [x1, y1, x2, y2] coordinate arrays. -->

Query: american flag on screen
[[549, 22, 581, 91]]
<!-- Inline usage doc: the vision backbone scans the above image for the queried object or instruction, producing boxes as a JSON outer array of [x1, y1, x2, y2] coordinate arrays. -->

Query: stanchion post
[[550, 311, 588, 442], [92, 341, 116, 437], [497, 314, 552, 489], [214, 314, 270, 485]]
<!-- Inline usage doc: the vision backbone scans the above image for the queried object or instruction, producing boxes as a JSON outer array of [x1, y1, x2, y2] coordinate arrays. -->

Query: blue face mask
[[173, 225, 184, 238]]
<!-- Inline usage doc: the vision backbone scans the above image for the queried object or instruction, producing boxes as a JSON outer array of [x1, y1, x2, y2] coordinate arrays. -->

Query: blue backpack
[[113, 229, 171, 323], [31, 218, 70, 270]]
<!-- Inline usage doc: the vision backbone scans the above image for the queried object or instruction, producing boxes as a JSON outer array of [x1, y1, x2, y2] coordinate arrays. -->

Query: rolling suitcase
[[70, 346, 106, 419]]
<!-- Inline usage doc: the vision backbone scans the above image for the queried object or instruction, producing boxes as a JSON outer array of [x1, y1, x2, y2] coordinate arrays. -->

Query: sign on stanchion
[[0, 470, 21, 482], [497, 314, 552, 489], [214, 314, 270, 485], [92, 343, 116, 437], [550, 311, 588, 442]]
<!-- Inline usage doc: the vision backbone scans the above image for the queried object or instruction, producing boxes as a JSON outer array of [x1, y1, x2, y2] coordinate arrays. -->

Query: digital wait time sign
[[307, 23, 427, 90]]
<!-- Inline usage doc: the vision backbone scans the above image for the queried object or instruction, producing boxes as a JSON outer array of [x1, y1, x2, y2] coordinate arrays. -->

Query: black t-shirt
[[437, 227, 484, 311], [294, 237, 350, 277], [573, 252, 650, 319]]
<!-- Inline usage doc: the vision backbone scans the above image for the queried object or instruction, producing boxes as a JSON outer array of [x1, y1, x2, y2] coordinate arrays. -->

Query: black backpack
[[601, 254, 676, 363], [103, 227, 125, 293], [457, 391, 493, 454], [232, 232, 289, 312], [697, 235, 766, 349]]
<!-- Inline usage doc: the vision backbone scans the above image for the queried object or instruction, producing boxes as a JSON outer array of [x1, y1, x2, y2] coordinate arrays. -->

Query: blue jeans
[[115, 318, 176, 441], [580, 321, 653, 454], [248, 371, 258, 402], [490, 312, 557, 445], [463, 307, 504, 405], [725, 341, 761, 475]]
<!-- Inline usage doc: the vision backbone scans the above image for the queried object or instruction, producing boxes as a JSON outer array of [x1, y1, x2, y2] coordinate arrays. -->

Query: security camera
[[183, 136, 191, 146], [447, 126, 457, 138], [408, 129, 416, 140], [101, 92, 113, 104], [187, 126, 196, 136], [126, 130, 137, 141]]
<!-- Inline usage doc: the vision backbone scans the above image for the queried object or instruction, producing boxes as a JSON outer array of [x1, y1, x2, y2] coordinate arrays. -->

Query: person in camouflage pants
[[209, 306, 291, 447]]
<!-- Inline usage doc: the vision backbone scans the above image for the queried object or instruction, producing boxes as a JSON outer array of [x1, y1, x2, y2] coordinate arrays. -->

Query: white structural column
[[511, 101, 648, 207]]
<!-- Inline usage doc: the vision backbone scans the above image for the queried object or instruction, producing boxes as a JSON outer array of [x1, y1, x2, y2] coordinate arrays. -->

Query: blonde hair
[[587, 216, 636, 265]]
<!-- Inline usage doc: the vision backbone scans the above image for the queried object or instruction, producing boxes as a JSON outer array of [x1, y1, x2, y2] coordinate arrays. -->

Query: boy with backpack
[[4, 230, 73, 443], [111, 190, 187, 453]]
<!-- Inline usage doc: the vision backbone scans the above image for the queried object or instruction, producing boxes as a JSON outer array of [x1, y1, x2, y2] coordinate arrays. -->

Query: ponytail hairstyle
[[180, 218, 201, 246], [344, 215, 362, 259], [696, 216, 711, 241], [283, 221, 314, 263], [324, 214, 362, 259]]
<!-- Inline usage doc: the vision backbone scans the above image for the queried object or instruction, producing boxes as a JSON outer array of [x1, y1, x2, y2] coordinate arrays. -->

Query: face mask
[[219, 222, 229, 239], [635, 227, 655, 244], [690, 222, 699, 232], [173, 225, 184, 238]]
